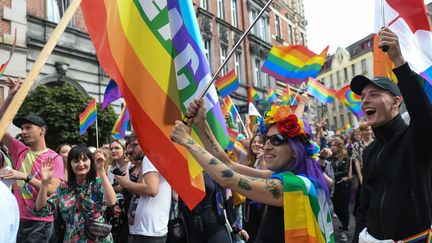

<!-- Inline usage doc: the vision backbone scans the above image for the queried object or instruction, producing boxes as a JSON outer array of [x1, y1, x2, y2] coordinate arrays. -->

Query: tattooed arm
[[187, 98, 272, 179], [171, 120, 284, 207]]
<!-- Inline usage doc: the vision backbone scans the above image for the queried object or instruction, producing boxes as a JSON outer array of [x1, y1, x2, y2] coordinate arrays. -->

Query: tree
[[17, 83, 117, 149]]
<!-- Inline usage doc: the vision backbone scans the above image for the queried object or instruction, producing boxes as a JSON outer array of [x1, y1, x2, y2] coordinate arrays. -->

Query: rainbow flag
[[79, 98, 97, 135], [307, 78, 336, 104], [112, 105, 130, 139], [215, 70, 240, 97], [266, 88, 277, 103], [222, 96, 237, 129], [280, 171, 334, 243], [226, 128, 239, 151], [81, 0, 230, 208], [336, 85, 364, 118], [0, 29, 17, 76], [248, 86, 260, 104], [262, 45, 329, 84], [101, 79, 122, 111], [282, 85, 292, 103]]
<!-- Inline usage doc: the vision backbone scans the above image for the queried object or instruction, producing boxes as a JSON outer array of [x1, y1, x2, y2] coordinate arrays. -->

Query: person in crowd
[[352, 28, 432, 242], [34, 146, 116, 242], [0, 77, 64, 242], [114, 136, 171, 243], [56, 144, 71, 181], [171, 99, 334, 243], [106, 139, 131, 242], [328, 137, 351, 242]]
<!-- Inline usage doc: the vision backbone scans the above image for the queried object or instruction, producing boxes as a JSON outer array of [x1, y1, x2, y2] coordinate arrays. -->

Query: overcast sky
[[304, 0, 432, 54]]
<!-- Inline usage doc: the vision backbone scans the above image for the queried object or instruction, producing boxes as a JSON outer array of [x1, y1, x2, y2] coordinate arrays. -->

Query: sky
[[304, 0, 432, 55]]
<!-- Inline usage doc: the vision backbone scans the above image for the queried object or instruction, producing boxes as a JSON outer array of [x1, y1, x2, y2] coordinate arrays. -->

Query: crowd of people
[[0, 28, 431, 243]]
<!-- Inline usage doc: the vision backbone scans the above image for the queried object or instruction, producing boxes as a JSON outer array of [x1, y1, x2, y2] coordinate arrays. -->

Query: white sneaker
[[340, 232, 348, 242]]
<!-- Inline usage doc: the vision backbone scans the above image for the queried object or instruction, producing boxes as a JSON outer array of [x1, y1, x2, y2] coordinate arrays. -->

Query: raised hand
[[41, 157, 54, 182], [378, 27, 405, 68], [171, 120, 193, 147], [6, 77, 21, 96], [187, 98, 207, 125], [94, 149, 106, 173]]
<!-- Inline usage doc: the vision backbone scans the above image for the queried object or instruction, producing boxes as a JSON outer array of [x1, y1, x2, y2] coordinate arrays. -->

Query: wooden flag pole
[[95, 107, 99, 149], [0, 0, 82, 139]]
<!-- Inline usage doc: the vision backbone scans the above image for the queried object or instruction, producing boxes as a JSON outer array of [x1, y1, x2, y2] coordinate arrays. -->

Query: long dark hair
[[67, 145, 97, 190], [245, 134, 261, 168]]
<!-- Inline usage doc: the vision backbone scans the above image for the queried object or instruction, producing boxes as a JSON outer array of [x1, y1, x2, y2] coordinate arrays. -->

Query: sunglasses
[[261, 134, 289, 146]]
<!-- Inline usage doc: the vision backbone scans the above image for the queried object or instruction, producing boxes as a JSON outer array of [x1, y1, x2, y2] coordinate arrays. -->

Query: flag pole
[[183, 0, 275, 123], [0, 0, 82, 140], [95, 106, 99, 148], [290, 83, 306, 106], [380, 0, 389, 52], [227, 96, 249, 139]]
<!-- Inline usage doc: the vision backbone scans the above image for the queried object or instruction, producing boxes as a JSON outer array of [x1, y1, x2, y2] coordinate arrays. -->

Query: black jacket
[[353, 63, 432, 242]]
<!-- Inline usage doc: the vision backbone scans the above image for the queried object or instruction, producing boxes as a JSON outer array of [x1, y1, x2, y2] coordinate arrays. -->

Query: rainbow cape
[[307, 78, 336, 104], [279, 171, 334, 243], [336, 85, 364, 118], [215, 69, 240, 97], [81, 0, 229, 208], [112, 105, 130, 139], [262, 45, 329, 84], [79, 98, 97, 135]]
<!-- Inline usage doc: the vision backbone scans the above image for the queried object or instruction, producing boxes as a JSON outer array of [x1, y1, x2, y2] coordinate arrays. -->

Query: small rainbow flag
[[266, 88, 277, 103], [222, 96, 237, 128], [336, 85, 363, 117], [112, 105, 130, 139], [79, 98, 97, 135], [0, 29, 17, 76], [215, 70, 240, 97], [282, 85, 292, 103], [226, 128, 239, 151], [262, 45, 329, 84], [248, 86, 260, 104], [307, 78, 336, 104]]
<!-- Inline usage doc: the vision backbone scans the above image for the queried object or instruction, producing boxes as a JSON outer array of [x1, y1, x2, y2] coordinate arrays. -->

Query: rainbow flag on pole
[[336, 85, 364, 117], [248, 86, 260, 104], [226, 128, 239, 151], [81, 0, 228, 209], [307, 78, 336, 104], [262, 45, 329, 85], [101, 79, 122, 111], [222, 96, 237, 128], [215, 70, 240, 97], [266, 88, 277, 103], [112, 105, 130, 139], [79, 98, 97, 135], [0, 29, 17, 76]]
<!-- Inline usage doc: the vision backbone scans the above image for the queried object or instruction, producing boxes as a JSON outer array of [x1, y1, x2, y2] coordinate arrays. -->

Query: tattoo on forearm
[[186, 139, 208, 155], [209, 158, 222, 165], [238, 178, 252, 191], [186, 139, 195, 149], [221, 169, 234, 178], [265, 180, 282, 199], [247, 177, 266, 183], [204, 130, 220, 153]]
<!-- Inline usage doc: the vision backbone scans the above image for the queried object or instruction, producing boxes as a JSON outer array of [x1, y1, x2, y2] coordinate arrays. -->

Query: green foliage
[[17, 83, 117, 149]]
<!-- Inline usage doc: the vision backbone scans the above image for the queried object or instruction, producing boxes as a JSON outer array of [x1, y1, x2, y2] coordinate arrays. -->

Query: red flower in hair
[[276, 114, 300, 138]]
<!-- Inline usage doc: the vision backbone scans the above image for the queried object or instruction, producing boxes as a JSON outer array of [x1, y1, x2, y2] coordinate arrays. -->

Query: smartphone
[[111, 167, 126, 176]]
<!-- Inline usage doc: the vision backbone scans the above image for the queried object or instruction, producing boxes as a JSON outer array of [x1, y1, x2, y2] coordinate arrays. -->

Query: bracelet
[[41, 179, 50, 185]]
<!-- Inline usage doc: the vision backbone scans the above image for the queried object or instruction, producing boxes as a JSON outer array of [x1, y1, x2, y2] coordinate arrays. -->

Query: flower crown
[[263, 104, 319, 159]]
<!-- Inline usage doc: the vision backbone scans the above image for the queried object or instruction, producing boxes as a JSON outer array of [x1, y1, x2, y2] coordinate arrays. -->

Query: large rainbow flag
[[81, 0, 229, 208], [112, 105, 130, 139], [215, 69, 240, 98], [79, 98, 97, 135], [262, 45, 329, 84], [307, 78, 336, 104], [336, 85, 364, 118]]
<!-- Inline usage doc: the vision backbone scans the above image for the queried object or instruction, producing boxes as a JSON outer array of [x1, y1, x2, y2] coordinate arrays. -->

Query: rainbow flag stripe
[[336, 85, 364, 117], [79, 99, 97, 135], [266, 88, 277, 103], [81, 0, 229, 208], [262, 45, 329, 84], [279, 171, 334, 243], [112, 105, 130, 139], [215, 70, 240, 97], [226, 128, 239, 151], [307, 78, 336, 104], [248, 86, 260, 104], [222, 96, 237, 128], [0, 29, 17, 76]]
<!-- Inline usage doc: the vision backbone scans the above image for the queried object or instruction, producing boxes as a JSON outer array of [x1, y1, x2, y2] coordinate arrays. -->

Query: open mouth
[[364, 107, 376, 116]]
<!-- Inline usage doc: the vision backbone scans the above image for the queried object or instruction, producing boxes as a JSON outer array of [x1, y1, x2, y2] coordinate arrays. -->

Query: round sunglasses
[[261, 134, 289, 146]]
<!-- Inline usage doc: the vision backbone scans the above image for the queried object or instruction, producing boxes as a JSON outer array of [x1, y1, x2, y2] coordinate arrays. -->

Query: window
[[288, 25, 294, 44], [275, 15, 281, 38], [351, 64, 356, 76], [220, 46, 229, 75], [253, 57, 261, 88], [203, 38, 213, 71], [344, 67, 348, 81], [296, 0, 303, 15], [348, 114, 353, 126], [217, 0, 225, 19], [300, 32, 305, 45], [249, 6, 270, 42], [231, 0, 238, 27], [333, 116, 338, 129], [361, 59, 367, 73], [234, 52, 243, 83], [47, 0, 74, 26], [199, 0, 208, 10], [340, 114, 345, 127]]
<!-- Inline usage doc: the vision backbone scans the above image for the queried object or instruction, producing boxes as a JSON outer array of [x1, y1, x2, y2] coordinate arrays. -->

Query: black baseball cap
[[13, 114, 47, 128], [350, 76, 401, 97]]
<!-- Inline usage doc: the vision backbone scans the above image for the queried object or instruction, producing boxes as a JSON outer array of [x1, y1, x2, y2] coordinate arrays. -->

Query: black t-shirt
[[256, 206, 284, 243]]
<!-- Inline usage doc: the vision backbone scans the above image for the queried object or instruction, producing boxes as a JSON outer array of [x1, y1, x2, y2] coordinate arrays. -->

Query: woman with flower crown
[[171, 98, 335, 243]]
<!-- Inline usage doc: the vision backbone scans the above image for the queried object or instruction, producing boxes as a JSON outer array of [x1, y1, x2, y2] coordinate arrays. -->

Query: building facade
[[1, 0, 310, 131]]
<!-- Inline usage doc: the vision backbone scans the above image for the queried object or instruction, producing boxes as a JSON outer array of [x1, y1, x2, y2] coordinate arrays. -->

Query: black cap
[[350, 76, 401, 97], [13, 114, 47, 128]]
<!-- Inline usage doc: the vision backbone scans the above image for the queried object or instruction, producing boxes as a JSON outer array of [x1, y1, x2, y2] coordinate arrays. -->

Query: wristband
[[24, 174, 34, 183]]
